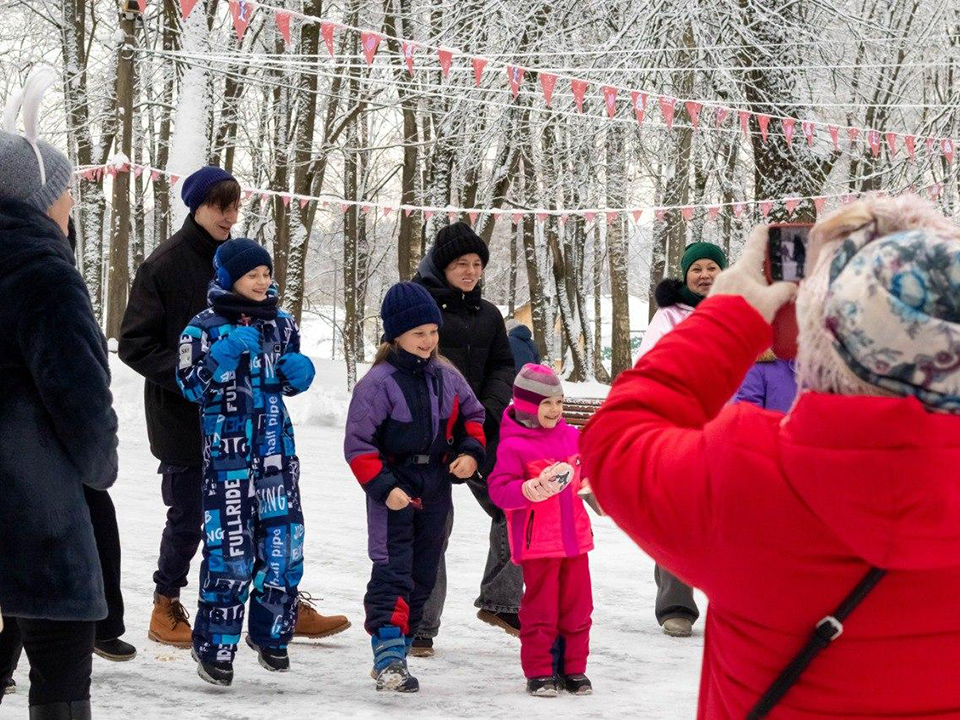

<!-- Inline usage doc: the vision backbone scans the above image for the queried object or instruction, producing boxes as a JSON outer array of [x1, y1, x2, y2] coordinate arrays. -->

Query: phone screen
[[767, 225, 812, 283]]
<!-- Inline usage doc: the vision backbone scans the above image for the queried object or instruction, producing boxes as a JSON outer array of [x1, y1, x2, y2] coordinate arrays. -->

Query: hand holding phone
[[763, 223, 813, 359]]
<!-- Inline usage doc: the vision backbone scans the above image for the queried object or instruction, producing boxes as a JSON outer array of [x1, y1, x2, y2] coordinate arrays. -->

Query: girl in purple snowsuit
[[343, 282, 486, 693], [734, 349, 798, 413]]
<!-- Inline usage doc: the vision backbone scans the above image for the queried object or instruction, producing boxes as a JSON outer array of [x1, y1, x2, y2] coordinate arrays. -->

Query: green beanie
[[681, 242, 728, 281]]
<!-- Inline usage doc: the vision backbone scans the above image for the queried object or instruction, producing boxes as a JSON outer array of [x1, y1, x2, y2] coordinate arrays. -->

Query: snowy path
[[5, 361, 704, 718]]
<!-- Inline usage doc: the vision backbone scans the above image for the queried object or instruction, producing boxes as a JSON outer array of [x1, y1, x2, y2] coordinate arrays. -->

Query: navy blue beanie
[[381, 282, 443, 342], [213, 238, 273, 289], [181, 166, 237, 214]]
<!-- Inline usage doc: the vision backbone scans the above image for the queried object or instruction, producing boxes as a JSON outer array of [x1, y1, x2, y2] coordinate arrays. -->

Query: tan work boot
[[293, 592, 351, 639], [662, 617, 693, 638], [148, 594, 193, 648]]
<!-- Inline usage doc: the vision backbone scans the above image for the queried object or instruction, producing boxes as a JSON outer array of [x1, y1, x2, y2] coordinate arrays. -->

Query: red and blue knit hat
[[513, 363, 564, 428]]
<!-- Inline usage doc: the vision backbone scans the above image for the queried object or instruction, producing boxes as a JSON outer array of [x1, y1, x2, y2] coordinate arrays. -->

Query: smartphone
[[763, 223, 813, 360]]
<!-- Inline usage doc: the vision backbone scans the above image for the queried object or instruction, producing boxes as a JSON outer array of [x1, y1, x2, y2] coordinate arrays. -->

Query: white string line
[[76, 161, 943, 215], [236, 0, 958, 141], [143, 46, 960, 154]]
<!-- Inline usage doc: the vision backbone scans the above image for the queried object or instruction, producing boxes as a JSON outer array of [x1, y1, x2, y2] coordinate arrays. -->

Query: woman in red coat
[[582, 195, 960, 718]]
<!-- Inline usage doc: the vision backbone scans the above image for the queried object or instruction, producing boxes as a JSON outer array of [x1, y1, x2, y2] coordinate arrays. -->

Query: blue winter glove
[[209, 326, 260, 381], [277, 352, 315, 392]]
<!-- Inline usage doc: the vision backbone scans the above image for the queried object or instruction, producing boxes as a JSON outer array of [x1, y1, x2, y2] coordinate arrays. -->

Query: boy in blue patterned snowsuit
[[177, 238, 315, 686]]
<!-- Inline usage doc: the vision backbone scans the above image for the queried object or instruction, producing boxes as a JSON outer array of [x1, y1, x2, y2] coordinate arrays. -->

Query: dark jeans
[[0, 618, 95, 706], [418, 475, 523, 638], [654, 564, 700, 625], [154, 464, 204, 598]]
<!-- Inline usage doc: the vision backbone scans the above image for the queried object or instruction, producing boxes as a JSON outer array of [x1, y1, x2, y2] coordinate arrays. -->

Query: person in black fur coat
[[0, 67, 119, 717]]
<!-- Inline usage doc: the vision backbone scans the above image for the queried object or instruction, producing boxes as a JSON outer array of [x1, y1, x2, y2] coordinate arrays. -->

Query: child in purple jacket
[[488, 364, 594, 698], [734, 349, 798, 413], [343, 282, 486, 693]]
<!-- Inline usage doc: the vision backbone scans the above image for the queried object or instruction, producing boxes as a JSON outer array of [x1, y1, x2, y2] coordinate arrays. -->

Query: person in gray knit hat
[[0, 65, 122, 717]]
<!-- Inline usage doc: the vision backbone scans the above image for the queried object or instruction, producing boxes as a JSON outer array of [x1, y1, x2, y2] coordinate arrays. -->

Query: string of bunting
[[74, 159, 949, 225], [154, 0, 960, 162]]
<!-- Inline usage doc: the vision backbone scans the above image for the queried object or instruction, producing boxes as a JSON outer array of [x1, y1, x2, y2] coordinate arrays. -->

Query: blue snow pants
[[363, 462, 452, 638], [193, 460, 305, 664]]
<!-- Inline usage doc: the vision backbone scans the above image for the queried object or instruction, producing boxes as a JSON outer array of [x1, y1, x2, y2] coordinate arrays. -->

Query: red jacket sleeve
[[580, 296, 770, 584]]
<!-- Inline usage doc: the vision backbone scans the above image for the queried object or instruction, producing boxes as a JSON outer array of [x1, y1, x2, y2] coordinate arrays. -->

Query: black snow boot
[[409, 636, 434, 658], [28, 700, 92, 719], [94, 637, 137, 662], [526, 676, 558, 697], [191, 649, 233, 687], [245, 635, 290, 672], [375, 661, 420, 693], [561, 673, 593, 695]]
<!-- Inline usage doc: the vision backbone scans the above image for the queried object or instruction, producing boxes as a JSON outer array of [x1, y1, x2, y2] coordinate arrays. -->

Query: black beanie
[[430, 221, 490, 271]]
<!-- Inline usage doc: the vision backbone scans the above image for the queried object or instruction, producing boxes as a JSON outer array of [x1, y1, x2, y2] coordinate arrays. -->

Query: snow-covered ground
[[5, 354, 704, 718]]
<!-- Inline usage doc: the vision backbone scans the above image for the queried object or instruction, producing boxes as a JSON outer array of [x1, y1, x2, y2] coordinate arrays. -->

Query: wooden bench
[[563, 398, 605, 429]]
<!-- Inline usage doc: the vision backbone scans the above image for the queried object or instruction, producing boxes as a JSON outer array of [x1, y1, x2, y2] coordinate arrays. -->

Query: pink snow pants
[[518, 554, 592, 678]]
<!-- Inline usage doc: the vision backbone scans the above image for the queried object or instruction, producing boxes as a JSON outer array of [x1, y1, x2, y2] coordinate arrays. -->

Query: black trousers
[[153, 464, 204, 598], [0, 618, 95, 706]]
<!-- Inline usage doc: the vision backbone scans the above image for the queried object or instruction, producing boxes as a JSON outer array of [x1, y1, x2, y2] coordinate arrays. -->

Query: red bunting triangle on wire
[[885, 132, 897, 156], [511, 213, 524, 224], [180, 0, 198, 19], [802, 121, 815, 146], [684, 101, 701, 129], [321, 22, 336, 56], [631, 209, 643, 223], [606, 211, 619, 224], [631, 91, 647, 124], [848, 127, 860, 146], [229, 1, 255, 43], [402, 42, 416, 75], [571, 79, 589, 112], [733, 202, 745, 218], [559, 214, 569, 226], [403, 207, 413, 217], [759, 200, 773, 218], [170, 174, 180, 185], [715, 107, 729, 127], [361, 32, 381, 64], [757, 114, 771, 143], [659, 96, 676, 129], [540, 73, 557, 107], [867, 129, 881, 157], [506, 66, 525, 98], [782, 118, 796, 148], [299, 198, 309, 209], [829, 125, 839, 150], [137, 0, 147, 13], [680, 206, 694, 222], [281, 195, 291, 207], [602, 86, 618, 118], [150, 170, 160, 182], [739, 111, 750, 139], [785, 198, 800, 216], [942, 138, 954, 164], [424, 210, 434, 221], [438, 49, 453, 78], [275, 11, 292, 47], [383, 207, 392, 217], [654, 209, 666, 221], [469, 211, 479, 225], [905, 135, 916, 161], [583, 211, 596, 223], [471, 57, 487, 86], [707, 205, 720, 221], [814, 197, 827, 214], [536, 212, 548, 223]]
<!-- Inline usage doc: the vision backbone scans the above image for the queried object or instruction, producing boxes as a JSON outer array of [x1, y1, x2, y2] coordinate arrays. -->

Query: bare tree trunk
[[605, 126, 631, 379]]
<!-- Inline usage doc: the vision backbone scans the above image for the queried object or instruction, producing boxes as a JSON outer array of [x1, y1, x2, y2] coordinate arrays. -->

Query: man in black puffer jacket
[[0, 107, 118, 716], [411, 222, 520, 654]]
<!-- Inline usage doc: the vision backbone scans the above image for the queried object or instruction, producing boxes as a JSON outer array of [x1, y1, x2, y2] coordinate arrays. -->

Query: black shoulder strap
[[747, 567, 886, 719]]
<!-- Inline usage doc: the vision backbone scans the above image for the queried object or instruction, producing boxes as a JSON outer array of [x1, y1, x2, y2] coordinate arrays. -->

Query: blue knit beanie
[[213, 238, 272, 289], [381, 282, 443, 342], [181, 166, 237, 214]]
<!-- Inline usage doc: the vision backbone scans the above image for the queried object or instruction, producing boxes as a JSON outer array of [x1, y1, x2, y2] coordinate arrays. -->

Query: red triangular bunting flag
[[942, 138, 954, 164], [654, 209, 666, 221], [715, 107, 729, 127], [559, 214, 569, 226], [403, 207, 413, 217], [107, 165, 118, 177], [402, 42, 416, 75], [229, 1, 255, 43], [631, 91, 647, 124], [447, 211, 458, 222], [739, 111, 750, 139], [506, 66, 525, 98], [905, 135, 916, 161], [281, 195, 291, 207], [321, 22, 336, 56], [299, 198, 309, 209], [275, 11, 292, 47], [602, 86, 618, 118], [424, 210, 434, 221], [848, 127, 860, 146], [571, 79, 589, 112], [469, 211, 479, 225], [680, 206, 694, 222], [785, 198, 800, 215], [631, 209, 643, 223], [181, 0, 198, 19], [814, 197, 827, 214], [133, 165, 143, 177], [360, 32, 381, 65], [361, 204, 373, 215], [242, 189, 252, 200], [885, 132, 897, 156], [438, 49, 453, 79], [685, 101, 702, 129], [472, 57, 487, 86], [339, 203, 349, 213], [536, 212, 548, 223], [137, 0, 147, 14], [605, 212, 619, 224], [757, 114, 771, 142], [259, 192, 270, 201], [759, 200, 773, 217], [583, 211, 596, 223], [708, 206, 720, 221], [781, 118, 796, 148], [828, 125, 839, 150], [802, 121, 815, 146], [659, 96, 677, 129], [867, 129, 881, 157], [540, 73, 557, 107], [511, 213, 524, 224], [733, 202, 745, 218], [170, 174, 180, 185]]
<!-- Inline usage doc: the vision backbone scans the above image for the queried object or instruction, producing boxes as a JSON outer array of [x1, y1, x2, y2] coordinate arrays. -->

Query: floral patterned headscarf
[[823, 226, 960, 412]]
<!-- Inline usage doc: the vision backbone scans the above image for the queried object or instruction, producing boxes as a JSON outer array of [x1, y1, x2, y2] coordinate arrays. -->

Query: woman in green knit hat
[[635, 241, 727, 638]]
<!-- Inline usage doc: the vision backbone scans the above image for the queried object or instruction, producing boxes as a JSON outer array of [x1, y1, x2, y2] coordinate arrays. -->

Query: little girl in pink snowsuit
[[488, 364, 594, 697]]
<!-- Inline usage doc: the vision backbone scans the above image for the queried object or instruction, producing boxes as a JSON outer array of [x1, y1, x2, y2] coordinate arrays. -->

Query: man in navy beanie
[[119, 167, 350, 646]]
